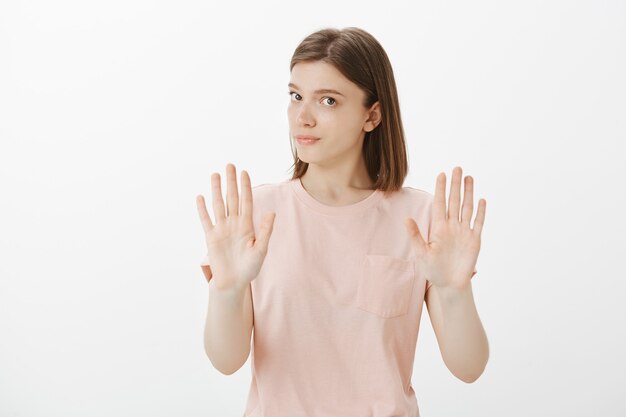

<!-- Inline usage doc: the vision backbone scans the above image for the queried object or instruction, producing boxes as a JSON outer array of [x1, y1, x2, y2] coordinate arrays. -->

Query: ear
[[364, 101, 382, 132]]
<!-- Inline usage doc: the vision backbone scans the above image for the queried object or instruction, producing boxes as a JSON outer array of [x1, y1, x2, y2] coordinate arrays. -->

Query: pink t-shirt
[[200, 178, 476, 417]]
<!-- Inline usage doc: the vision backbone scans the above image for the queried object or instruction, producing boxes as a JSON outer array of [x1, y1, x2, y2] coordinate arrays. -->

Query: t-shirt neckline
[[289, 177, 384, 215]]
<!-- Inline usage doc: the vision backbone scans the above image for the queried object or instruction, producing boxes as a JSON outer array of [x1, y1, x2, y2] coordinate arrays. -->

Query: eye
[[322, 97, 336, 106], [288, 91, 301, 101]]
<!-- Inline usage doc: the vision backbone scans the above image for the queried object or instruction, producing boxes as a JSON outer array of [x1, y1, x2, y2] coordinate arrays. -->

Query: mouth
[[295, 135, 320, 145], [295, 136, 320, 145]]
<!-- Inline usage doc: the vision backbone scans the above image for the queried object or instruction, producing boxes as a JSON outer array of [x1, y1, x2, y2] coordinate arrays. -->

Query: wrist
[[434, 281, 472, 304]]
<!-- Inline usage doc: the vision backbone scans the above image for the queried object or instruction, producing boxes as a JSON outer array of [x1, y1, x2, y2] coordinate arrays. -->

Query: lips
[[295, 135, 320, 145]]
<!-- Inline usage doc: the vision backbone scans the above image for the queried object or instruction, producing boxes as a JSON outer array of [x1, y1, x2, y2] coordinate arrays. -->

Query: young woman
[[197, 27, 489, 417]]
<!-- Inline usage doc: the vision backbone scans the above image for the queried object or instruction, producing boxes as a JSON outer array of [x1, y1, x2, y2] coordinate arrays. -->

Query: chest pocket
[[356, 254, 415, 318]]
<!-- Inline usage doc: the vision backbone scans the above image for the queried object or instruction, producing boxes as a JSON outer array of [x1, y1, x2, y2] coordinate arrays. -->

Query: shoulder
[[251, 182, 277, 197], [250, 179, 292, 209], [400, 185, 433, 200], [251, 180, 289, 197], [385, 185, 434, 208], [376, 185, 434, 225]]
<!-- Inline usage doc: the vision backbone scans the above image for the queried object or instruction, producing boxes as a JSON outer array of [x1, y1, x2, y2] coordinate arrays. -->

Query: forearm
[[436, 284, 489, 383], [204, 280, 253, 375]]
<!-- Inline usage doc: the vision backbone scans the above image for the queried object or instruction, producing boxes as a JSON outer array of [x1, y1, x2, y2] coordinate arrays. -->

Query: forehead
[[289, 61, 361, 96]]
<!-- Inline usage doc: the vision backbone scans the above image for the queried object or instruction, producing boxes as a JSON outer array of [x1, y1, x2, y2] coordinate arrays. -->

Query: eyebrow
[[288, 83, 345, 97]]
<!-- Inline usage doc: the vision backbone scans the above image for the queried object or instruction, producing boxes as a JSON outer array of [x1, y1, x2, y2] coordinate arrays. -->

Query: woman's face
[[287, 61, 379, 166]]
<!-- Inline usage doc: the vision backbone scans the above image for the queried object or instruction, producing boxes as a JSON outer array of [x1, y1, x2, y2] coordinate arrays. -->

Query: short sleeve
[[200, 253, 212, 282], [425, 268, 477, 292]]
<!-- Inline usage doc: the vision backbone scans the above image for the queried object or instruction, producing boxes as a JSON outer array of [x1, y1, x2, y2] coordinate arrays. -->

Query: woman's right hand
[[196, 163, 276, 292]]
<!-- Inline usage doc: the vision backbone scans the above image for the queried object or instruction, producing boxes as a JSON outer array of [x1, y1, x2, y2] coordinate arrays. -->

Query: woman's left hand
[[405, 166, 486, 290]]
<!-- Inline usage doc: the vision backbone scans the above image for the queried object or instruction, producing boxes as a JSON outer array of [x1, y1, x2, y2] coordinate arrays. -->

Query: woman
[[197, 27, 489, 417]]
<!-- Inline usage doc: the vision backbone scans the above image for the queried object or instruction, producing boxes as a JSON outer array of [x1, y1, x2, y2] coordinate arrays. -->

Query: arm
[[425, 279, 489, 383], [204, 275, 254, 375], [196, 165, 274, 376], [407, 167, 489, 383]]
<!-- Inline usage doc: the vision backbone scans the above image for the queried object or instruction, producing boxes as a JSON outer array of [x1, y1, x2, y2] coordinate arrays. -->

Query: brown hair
[[288, 27, 409, 194]]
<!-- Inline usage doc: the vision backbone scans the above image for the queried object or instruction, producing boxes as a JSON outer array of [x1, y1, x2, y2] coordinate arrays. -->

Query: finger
[[448, 166, 462, 221], [405, 218, 427, 253], [473, 199, 486, 235], [432, 172, 447, 224], [212, 172, 226, 221], [255, 212, 276, 253], [461, 175, 474, 225], [196, 194, 214, 234], [240, 170, 253, 226], [226, 163, 240, 217]]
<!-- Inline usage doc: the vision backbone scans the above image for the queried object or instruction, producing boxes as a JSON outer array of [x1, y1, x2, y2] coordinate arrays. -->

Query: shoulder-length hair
[[288, 27, 408, 193]]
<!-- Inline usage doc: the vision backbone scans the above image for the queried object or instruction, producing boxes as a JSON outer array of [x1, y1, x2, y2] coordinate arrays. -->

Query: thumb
[[255, 212, 276, 252], [405, 218, 426, 252]]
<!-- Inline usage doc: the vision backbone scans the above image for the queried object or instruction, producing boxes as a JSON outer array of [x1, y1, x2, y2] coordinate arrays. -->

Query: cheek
[[316, 110, 336, 125], [332, 109, 363, 132]]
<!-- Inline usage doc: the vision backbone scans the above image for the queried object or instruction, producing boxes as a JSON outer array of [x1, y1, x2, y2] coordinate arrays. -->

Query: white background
[[1, 0, 625, 416]]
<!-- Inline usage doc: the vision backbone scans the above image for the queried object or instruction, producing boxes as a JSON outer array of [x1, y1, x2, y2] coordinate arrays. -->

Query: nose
[[295, 102, 315, 127]]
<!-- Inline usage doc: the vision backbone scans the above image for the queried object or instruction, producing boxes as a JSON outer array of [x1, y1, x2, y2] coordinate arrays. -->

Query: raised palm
[[196, 163, 276, 291], [405, 166, 485, 290]]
